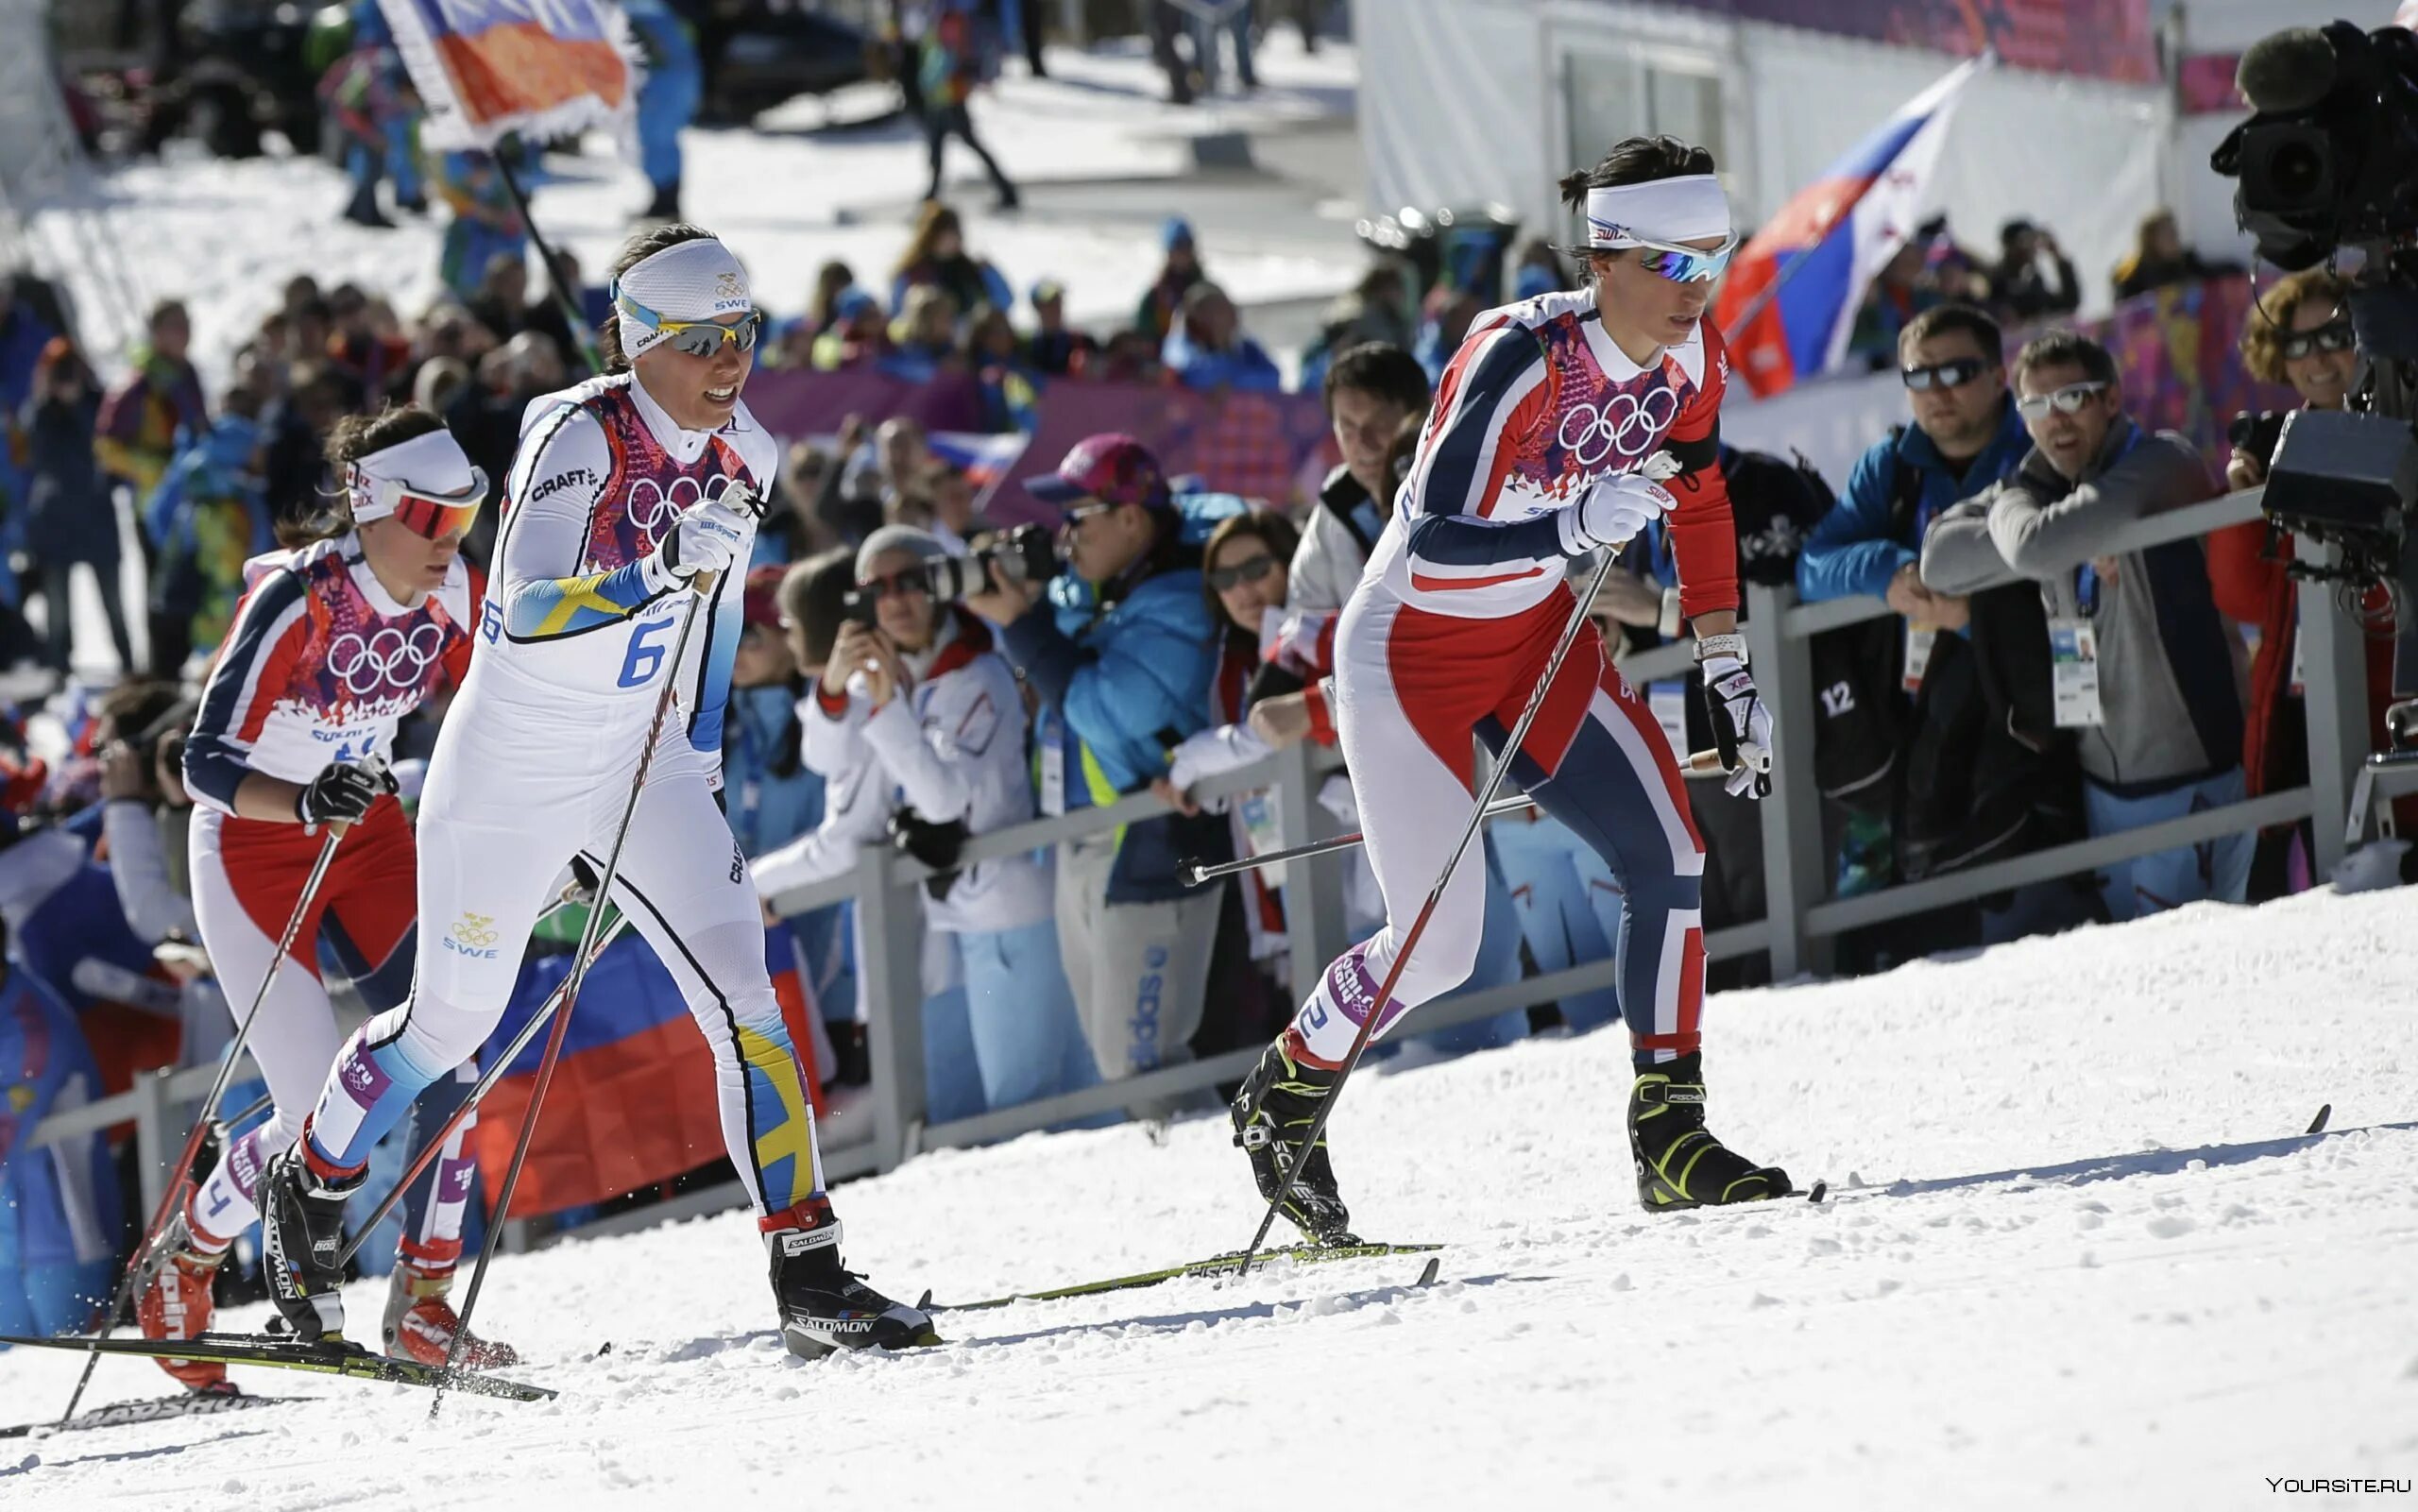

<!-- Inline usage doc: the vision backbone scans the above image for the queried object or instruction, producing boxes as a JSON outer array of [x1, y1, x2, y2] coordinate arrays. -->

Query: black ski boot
[[1628, 1052, 1792, 1211], [259, 1141, 363, 1342], [1230, 1038, 1356, 1245], [763, 1199, 940, 1360]]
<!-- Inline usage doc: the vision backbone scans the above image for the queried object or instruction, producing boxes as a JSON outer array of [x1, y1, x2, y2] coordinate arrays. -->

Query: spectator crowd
[[0, 10, 2388, 1340]]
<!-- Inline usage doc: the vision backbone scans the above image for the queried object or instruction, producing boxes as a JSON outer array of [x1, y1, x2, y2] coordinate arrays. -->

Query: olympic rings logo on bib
[[1558, 386, 1679, 469], [327, 623, 448, 697], [623, 473, 749, 551]]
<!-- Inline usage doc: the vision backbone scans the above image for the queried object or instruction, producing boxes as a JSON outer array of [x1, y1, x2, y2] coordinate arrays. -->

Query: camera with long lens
[[921, 522, 1059, 602], [2213, 21, 2418, 590]]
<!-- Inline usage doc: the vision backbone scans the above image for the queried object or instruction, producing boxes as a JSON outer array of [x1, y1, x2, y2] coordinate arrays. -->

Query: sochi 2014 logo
[[623, 473, 750, 551], [1557, 386, 1680, 469], [326, 624, 448, 698]]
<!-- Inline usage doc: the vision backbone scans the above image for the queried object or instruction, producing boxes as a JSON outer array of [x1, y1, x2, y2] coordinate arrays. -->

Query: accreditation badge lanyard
[[2046, 430, 2142, 729]]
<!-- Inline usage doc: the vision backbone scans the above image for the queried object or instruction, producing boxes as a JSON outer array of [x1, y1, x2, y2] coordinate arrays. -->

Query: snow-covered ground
[[8, 887, 2414, 1509], [26, 35, 1364, 389]]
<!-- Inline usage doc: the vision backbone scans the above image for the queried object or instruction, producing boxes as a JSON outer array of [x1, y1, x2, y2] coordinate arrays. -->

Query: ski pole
[[1177, 749, 1730, 888], [59, 785, 370, 1427], [434, 560, 729, 1414], [1235, 549, 1638, 1276], [332, 892, 626, 1267]]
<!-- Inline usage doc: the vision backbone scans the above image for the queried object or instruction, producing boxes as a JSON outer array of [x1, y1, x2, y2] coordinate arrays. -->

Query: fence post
[[2297, 533, 2369, 876], [1273, 737, 1349, 1009], [1744, 584, 1831, 978], [132, 1065, 173, 1219], [856, 843, 927, 1173]]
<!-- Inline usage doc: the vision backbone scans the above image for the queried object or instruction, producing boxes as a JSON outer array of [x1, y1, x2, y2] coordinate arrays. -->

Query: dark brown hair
[[2014, 329, 2120, 388], [1558, 136, 1716, 215], [1200, 508, 1301, 628], [1899, 302, 2006, 368], [302, 403, 450, 543], [598, 222, 718, 373], [1321, 341, 1431, 416]]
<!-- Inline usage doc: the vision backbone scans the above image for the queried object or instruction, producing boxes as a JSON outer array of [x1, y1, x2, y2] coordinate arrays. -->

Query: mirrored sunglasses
[[1205, 553, 1279, 591], [1630, 232, 1741, 285], [351, 464, 485, 541], [2015, 380, 2110, 421], [655, 311, 765, 359], [1902, 357, 1989, 392], [2279, 319, 2354, 362]]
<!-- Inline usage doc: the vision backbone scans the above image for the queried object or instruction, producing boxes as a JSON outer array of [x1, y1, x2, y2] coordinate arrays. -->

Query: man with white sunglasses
[[1921, 331, 2250, 921]]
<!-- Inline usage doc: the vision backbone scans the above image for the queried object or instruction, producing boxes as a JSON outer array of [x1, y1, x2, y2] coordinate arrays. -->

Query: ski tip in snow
[[1806, 1180, 1829, 1205], [1415, 1258, 1440, 1288], [2307, 1104, 2333, 1136]]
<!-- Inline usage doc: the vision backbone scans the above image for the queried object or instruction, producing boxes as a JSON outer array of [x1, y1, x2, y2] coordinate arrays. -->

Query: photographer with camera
[[2211, 269, 2402, 893], [799, 525, 1095, 1115], [964, 433, 1242, 1117], [1921, 331, 2250, 922]]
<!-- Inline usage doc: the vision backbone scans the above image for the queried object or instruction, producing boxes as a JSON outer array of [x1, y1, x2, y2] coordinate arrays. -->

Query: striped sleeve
[[1663, 329, 1739, 620], [182, 568, 312, 815], [497, 405, 670, 643], [1396, 320, 1570, 586], [1405, 321, 1549, 521]]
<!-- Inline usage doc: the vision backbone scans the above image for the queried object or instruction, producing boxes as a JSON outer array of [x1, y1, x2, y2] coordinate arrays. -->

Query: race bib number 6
[[619, 614, 674, 688]]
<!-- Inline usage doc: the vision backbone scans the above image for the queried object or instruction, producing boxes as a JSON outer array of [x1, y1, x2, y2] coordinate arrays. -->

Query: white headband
[[1584, 174, 1732, 249], [613, 237, 755, 360], [348, 427, 481, 522]]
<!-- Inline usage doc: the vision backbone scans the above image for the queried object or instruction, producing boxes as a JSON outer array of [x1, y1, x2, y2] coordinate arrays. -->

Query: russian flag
[[471, 926, 824, 1220], [1715, 56, 1991, 399], [380, 0, 637, 154]]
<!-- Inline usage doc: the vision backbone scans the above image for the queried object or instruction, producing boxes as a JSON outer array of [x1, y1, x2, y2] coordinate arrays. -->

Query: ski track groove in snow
[[4, 889, 2414, 1509]]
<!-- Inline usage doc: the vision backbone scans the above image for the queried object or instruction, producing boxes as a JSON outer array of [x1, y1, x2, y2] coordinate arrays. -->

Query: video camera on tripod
[[2213, 20, 2418, 590]]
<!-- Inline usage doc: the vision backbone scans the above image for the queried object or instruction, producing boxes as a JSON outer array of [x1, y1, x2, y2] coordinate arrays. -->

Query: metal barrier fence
[[29, 484, 2362, 1249]]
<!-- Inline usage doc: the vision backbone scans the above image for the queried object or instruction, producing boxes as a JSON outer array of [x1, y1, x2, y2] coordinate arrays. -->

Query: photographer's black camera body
[[923, 523, 1059, 603]]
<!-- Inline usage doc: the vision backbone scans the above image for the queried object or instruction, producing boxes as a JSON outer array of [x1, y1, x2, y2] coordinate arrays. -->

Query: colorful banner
[[379, 0, 636, 153], [2177, 54, 2247, 116], [741, 365, 988, 445], [1716, 56, 1988, 399], [2084, 275, 2295, 460], [1616, 0, 2156, 83]]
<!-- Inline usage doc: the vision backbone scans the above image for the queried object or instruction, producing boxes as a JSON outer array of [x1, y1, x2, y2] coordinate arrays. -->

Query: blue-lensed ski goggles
[[1623, 230, 1741, 285]]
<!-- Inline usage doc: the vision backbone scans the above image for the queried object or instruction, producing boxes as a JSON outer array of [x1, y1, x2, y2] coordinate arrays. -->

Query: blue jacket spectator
[[1797, 303, 2032, 605], [985, 434, 1243, 901], [0, 941, 123, 1339], [1162, 282, 1283, 394], [624, 0, 702, 221], [976, 434, 1240, 1110]]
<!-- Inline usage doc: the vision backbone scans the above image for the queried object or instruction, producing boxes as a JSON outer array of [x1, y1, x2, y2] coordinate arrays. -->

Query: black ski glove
[[890, 810, 969, 903], [295, 761, 395, 825]]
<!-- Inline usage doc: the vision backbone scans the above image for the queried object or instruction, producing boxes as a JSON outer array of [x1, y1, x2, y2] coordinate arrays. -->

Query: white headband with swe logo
[[1584, 174, 1732, 249], [613, 237, 755, 359]]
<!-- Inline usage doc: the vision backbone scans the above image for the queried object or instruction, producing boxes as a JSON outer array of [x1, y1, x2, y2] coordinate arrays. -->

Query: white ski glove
[[648, 494, 751, 591], [1694, 633, 1774, 799], [1558, 451, 1683, 556]]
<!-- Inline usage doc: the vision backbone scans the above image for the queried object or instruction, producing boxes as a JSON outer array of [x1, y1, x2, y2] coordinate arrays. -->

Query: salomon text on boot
[[1628, 1052, 1791, 1211], [1231, 1037, 1356, 1244], [260, 1139, 364, 1342], [763, 1198, 940, 1359]]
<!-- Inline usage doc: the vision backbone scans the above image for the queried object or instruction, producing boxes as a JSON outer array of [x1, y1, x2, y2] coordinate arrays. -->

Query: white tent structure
[[1349, 0, 2362, 478], [1354, 0, 2357, 322]]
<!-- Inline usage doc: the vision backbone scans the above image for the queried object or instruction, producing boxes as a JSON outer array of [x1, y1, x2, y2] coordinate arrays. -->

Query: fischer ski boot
[[135, 1211, 230, 1391], [383, 1236, 519, 1369], [1231, 1038, 1357, 1245], [763, 1198, 941, 1360], [1628, 1052, 1792, 1211], [259, 1138, 364, 1342]]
